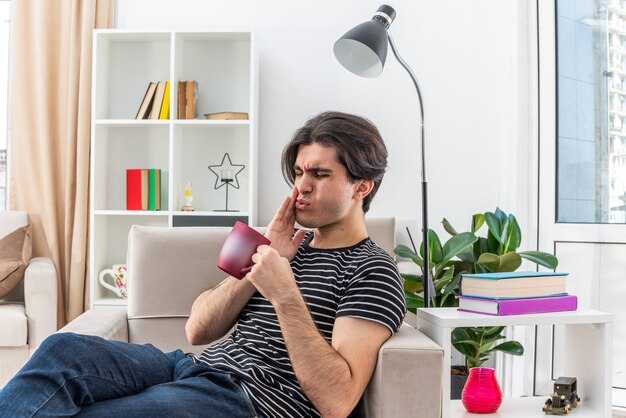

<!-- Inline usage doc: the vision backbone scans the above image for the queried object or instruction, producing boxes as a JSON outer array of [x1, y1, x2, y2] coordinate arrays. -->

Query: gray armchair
[[0, 211, 57, 387], [61, 219, 443, 417]]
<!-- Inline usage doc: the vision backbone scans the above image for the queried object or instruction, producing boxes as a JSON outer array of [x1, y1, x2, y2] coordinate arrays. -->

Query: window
[[0, 1, 10, 210], [555, 0, 626, 223]]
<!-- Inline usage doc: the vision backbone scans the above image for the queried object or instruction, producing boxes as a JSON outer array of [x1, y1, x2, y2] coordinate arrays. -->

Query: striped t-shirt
[[194, 232, 406, 418]]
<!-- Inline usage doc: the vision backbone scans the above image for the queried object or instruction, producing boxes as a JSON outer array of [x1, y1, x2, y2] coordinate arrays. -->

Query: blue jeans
[[0, 333, 260, 417]]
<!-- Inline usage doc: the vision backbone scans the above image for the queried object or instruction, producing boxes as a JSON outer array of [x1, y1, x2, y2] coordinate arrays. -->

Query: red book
[[457, 294, 578, 316], [126, 169, 149, 210]]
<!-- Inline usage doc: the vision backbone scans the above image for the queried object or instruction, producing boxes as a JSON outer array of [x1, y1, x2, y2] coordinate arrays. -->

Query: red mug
[[218, 221, 271, 279]]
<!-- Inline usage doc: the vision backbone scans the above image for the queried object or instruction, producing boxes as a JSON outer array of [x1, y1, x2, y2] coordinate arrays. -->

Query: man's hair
[[281, 111, 388, 213]]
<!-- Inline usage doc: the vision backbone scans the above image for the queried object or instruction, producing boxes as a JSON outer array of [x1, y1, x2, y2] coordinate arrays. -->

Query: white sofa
[[0, 211, 57, 387], [61, 218, 444, 417]]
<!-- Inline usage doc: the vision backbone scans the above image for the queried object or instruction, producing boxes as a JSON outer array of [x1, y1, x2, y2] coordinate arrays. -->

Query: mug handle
[[99, 269, 122, 297]]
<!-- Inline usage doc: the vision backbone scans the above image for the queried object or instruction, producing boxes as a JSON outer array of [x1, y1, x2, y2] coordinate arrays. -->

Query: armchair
[[61, 219, 443, 417], [0, 211, 57, 387]]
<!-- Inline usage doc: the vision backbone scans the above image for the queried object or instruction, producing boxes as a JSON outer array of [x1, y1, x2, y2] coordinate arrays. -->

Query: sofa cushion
[[0, 225, 32, 299], [0, 303, 28, 346]]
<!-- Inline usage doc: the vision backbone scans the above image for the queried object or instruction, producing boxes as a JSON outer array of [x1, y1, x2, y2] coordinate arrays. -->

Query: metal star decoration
[[208, 153, 246, 190]]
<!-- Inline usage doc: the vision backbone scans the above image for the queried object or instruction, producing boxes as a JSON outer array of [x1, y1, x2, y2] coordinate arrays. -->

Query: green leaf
[[454, 339, 482, 349], [518, 251, 559, 269], [453, 342, 474, 357], [485, 212, 503, 244], [473, 238, 489, 261], [441, 232, 478, 266], [394, 244, 417, 258], [401, 273, 422, 282], [451, 327, 470, 343], [434, 267, 455, 292], [507, 214, 522, 252], [487, 341, 524, 356], [441, 272, 462, 300], [404, 290, 423, 310], [471, 213, 485, 234], [483, 326, 505, 338], [403, 280, 423, 294], [456, 249, 475, 263], [500, 215, 522, 254], [442, 218, 458, 236], [477, 252, 521, 272], [420, 230, 443, 264], [477, 253, 500, 272], [487, 230, 501, 254], [499, 252, 522, 272], [494, 207, 508, 223]]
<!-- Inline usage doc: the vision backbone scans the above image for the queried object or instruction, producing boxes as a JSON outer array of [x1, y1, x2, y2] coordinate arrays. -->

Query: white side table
[[416, 307, 613, 418]]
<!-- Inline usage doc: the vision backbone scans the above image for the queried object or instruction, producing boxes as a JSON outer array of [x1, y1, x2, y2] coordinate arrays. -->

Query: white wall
[[116, 0, 534, 245]]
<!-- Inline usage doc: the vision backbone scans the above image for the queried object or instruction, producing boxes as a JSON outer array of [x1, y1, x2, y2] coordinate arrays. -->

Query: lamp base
[[214, 209, 240, 212]]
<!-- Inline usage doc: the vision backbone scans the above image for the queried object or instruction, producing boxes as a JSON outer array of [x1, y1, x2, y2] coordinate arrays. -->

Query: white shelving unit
[[417, 307, 613, 418], [90, 30, 258, 308]]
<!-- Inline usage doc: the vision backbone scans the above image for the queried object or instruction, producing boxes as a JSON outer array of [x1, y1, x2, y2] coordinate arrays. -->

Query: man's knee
[[39, 332, 98, 353]]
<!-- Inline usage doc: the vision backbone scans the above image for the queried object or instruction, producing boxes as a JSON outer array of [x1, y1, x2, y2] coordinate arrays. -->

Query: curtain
[[9, 0, 115, 326]]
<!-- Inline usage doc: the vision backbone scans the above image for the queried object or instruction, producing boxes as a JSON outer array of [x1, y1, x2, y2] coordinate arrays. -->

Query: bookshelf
[[90, 30, 258, 308], [417, 307, 613, 418]]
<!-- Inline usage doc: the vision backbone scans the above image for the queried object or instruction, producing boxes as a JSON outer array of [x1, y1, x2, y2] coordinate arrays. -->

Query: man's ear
[[353, 179, 374, 201]]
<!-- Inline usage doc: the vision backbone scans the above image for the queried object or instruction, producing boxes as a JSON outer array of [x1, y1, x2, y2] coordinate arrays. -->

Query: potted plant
[[450, 326, 524, 400], [394, 208, 558, 399], [394, 207, 558, 310]]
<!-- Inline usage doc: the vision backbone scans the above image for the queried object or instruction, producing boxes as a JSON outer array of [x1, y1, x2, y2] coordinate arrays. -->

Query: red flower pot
[[461, 367, 502, 413]]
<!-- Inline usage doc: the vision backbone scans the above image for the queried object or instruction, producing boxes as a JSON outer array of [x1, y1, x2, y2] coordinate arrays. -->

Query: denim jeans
[[0, 333, 260, 418]]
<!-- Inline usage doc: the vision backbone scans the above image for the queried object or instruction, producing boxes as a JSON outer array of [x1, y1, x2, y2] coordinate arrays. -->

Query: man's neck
[[309, 214, 368, 249]]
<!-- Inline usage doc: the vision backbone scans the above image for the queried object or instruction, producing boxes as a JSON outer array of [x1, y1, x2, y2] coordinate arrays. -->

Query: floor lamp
[[333, 4, 433, 307]]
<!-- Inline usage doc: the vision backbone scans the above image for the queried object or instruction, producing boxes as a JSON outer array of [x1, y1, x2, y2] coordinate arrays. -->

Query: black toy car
[[542, 377, 580, 415]]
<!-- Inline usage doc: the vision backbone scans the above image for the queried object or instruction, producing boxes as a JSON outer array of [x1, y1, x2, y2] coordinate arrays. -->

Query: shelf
[[171, 211, 249, 217], [173, 120, 250, 126], [94, 210, 168, 216], [417, 307, 613, 418], [450, 397, 602, 418], [90, 29, 257, 309], [94, 119, 170, 126], [417, 307, 612, 327]]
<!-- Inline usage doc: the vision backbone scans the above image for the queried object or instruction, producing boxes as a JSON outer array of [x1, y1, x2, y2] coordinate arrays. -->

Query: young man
[[0, 111, 405, 418]]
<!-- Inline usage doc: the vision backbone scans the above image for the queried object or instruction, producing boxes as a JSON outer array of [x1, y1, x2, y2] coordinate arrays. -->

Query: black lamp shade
[[333, 20, 388, 78]]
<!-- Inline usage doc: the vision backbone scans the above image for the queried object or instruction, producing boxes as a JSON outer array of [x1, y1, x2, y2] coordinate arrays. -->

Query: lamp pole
[[333, 5, 432, 307], [386, 33, 431, 307]]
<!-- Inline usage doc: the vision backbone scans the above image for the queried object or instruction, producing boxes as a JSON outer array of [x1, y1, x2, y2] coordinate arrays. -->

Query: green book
[[148, 169, 161, 210]]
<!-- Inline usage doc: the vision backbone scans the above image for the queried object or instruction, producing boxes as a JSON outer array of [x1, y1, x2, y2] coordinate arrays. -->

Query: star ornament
[[208, 153, 246, 190]]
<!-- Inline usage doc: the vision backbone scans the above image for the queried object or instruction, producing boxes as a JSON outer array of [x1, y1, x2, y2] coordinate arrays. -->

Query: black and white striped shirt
[[195, 232, 406, 417]]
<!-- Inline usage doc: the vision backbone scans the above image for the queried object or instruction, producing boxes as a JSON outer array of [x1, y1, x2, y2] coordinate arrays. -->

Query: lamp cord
[[387, 32, 432, 308]]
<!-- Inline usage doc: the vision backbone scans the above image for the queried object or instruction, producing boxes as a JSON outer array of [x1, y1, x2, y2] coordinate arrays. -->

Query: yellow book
[[159, 80, 170, 120]]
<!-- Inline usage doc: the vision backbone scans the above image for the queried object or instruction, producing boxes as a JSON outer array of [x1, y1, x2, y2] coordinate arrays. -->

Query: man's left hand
[[248, 245, 299, 305]]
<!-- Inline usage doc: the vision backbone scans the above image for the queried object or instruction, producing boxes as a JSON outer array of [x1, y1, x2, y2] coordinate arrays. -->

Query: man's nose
[[296, 174, 313, 193]]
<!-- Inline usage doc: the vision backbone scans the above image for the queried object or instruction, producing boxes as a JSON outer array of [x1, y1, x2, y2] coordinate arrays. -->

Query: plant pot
[[461, 367, 502, 413], [450, 365, 468, 400]]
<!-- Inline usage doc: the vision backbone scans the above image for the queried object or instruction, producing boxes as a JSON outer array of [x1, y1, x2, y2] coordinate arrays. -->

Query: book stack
[[126, 169, 161, 210], [135, 81, 170, 120], [177, 80, 198, 119], [457, 271, 577, 316]]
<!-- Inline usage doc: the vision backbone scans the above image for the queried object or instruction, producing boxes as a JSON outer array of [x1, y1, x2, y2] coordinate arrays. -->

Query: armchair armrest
[[360, 323, 443, 418], [59, 308, 129, 343], [24, 257, 57, 353]]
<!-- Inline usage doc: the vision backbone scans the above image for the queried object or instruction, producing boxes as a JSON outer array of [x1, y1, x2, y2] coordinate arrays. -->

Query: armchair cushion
[[0, 304, 27, 347], [0, 225, 32, 299]]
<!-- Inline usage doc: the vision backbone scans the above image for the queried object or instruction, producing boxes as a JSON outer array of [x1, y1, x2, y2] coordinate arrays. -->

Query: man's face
[[293, 143, 360, 228]]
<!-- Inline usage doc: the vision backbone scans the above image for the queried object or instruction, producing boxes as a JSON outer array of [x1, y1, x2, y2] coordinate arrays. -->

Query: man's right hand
[[264, 187, 307, 260]]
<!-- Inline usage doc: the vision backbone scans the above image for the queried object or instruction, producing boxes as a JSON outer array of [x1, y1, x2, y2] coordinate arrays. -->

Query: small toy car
[[542, 377, 580, 415]]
